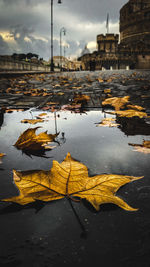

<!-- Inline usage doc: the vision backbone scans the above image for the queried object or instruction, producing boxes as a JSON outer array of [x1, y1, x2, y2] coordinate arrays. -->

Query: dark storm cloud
[[2, 0, 127, 22], [9, 25, 57, 59], [0, 0, 128, 59]]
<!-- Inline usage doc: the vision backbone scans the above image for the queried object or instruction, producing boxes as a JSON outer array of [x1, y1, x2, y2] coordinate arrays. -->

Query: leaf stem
[[67, 198, 87, 239]]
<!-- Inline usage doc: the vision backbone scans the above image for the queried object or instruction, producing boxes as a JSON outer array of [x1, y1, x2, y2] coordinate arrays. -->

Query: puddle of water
[[0, 108, 150, 266], [0, 108, 149, 193]]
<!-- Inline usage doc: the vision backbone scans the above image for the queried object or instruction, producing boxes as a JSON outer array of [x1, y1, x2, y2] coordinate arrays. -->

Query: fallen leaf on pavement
[[127, 104, 145, 111], [102, 96, 130, 111], [2, 153, 143, 211], [112, 109, 147, 118], [98, 78, 104, 83], [74, 93, 90, 103], [104, 89, 111, 94]]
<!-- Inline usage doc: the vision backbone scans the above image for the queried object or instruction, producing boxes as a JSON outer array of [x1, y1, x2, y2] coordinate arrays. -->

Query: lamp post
[[60, 27, 66, 71], [50, 0, 62, 72]]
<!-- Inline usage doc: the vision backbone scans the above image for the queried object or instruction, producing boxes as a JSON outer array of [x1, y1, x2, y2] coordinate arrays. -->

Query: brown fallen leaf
[[2, 153, 143, 211], [112, 109, 147, 118], [96, 118, 120, 127], [14, 127, 59, 151], [21, 119, 44, 124], [0, 153, 5, 163], [102, 96, 130, 111]]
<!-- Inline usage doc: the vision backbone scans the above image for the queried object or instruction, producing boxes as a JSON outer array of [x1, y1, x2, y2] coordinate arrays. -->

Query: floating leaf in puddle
[[38, 113, 47, 117], [102, 96, 130, 111], [21, 119, 44, 124], [14, 127, 59, 151], [112, 109, 147, 118], [96, 118, 120, 127], [0, 153, 5, 164], [2, 153, 143, 210]]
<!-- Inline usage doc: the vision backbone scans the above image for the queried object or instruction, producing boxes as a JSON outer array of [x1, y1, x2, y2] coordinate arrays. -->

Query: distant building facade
[[79, 0, 150, 70], [49, 56, 82, 71], [119, 0, 150, 69]]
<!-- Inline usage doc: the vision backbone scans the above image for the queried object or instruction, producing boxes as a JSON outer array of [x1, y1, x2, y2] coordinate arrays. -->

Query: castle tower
[[120, 0, 150, 45], [97, 34, 119, 53]]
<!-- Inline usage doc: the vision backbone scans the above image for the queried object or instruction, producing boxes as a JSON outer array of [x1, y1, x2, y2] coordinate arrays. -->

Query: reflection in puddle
[[0, 108, 149, 176]]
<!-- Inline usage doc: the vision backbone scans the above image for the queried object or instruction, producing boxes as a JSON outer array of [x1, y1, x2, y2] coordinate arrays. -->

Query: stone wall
[[120, 0, 150, 44], [136, 55, 150, 69], [0, 59, 50, 72]]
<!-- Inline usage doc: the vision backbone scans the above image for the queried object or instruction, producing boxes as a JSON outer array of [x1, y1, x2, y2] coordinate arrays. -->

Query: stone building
[[79, 0, 150, 70], [119, 0, 150, 69]]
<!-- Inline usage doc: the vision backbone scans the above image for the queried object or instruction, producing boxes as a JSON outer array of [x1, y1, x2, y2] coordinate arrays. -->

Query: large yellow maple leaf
[[2, 153, 142, 211]]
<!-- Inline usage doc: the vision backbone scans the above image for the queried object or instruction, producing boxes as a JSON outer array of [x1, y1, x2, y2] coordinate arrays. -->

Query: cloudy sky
[[0, 0, 127, 60]]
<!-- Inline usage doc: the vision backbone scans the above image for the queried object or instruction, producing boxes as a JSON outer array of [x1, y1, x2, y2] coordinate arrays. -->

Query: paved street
[[0, 70, 150, 267], [0, 70, 150, 112]]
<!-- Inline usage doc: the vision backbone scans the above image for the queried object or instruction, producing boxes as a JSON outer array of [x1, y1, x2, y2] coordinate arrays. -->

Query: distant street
[[0, 70, 150, 112]]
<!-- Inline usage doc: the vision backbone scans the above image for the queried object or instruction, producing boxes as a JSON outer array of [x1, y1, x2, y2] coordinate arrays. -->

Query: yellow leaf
[[102, 96, 130, 111], [106, 79, 112, 83], [74, 94, 90, 103], [21, 119, 44, 124], [2, 153, 143, 211], [37, 113, 47, 117], [104, 89, 111, 94], [14, 127, 59, 151], [0, 153, 5, 163], [112, 109, 147, 118], [98, 78, 104, 83], [96, 118, 119, 127], [127, 104, 145, 111], [57, 92, 64, 95]]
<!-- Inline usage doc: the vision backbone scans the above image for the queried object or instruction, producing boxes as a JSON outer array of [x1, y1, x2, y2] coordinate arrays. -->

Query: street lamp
[[60, 27, 66, 71], [50, 0, 62, 72]]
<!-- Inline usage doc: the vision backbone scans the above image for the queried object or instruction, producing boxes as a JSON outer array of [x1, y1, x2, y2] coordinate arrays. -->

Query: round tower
[[120, 0, 150, 45]]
